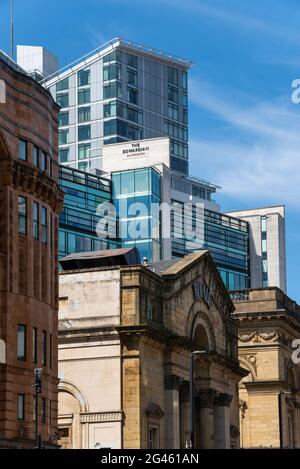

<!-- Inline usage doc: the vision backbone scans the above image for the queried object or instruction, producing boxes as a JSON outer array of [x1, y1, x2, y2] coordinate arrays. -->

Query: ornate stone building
[[0, 52, 63, 447], [231, 288, 300, 448], [58, 249, 247, 449]]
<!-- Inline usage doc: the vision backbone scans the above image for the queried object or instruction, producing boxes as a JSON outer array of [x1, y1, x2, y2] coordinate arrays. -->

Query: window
[[78, 69, 90, 87], [78, 106, 90, 123], [127, 87, 138, 104], [58, 111, 69, 127], [182, 93, 188, 107], [42, 331, 47, 366], [56, 92, 69, 108], [168, 103, 178, 120], [18, 196, 27, 235], [58, 130, 69, 145], [78, 88, 90, 105], [33, 202, 39, 240], [59, 148, 70, 163], [78, 143, 90, 160], [34, 146, 39, 167], [50, 334, 52, 369], [104, 101, 117, 118], [33, 327, 38, 363], [41, 151, 47, 171], [168, 67, 178, 86], [103, 50, 122, 63], [78, 162, 88, 172], [103, 64, 121, 81], [127, 69, 138, 86], [42, 398, 47, 423], [78, 125, 91, 141], [56, 78, 69, 92], [148, 426, 159, 449], [103, 83, 122, 99], [183, 108, 188, 124], [127, 54, 138, 68], [168, 86, 178, 103], [41, 207, 47, 244], [104, 119, 117, 136], [19, 139, 27, 161], [17, 394, 25, 420], [17, 324, 26, 361], [182, 71, 188, 90]]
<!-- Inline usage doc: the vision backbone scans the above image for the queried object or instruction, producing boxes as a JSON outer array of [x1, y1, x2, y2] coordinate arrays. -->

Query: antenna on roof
[[10, 0, 14, 59]]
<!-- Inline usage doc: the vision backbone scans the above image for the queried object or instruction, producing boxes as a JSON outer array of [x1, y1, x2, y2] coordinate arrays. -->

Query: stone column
[[164, 375, 181, 449], [179, 381, 190, 449], [196, 390, 216, 449], [214, 393, 232, 449]]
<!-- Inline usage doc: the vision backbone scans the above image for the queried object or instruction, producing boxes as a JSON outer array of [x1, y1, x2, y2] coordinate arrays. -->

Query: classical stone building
[[0, 52, 63, 447], [58, 249, 247, 449], [231, 288, 300, 448]]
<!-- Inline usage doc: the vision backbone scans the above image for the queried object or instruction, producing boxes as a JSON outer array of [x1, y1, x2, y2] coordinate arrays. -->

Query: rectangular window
[[33, 327, 38, 363], [42, 331, 47, 366], [78, 106, 90, 123], [19, 140, 27, 161], [103, 50, 122, 63], [168, 86, 178, 103], [148, 426, 159, 449], [42, 398, 46, 423], [17, 394, 25, 420], [127, 87, 138, 104], [103, 83, 122, 100], [41, 207, 47, 244], [56, 92, 69, 108], [168, 103, 178, 120], [168, 67, 178, 86], [59, 129, 69, 145], [78, 88, 90, 105], [78, 69, 90, 87], [104, 101, 117, 118], [78, 143, 91, 160], [127, 54, 138, 68], [17, 324, 26, 361], [127, 69, 138, 87], [34, 146, 39, 167], [41, 151, 47, 171], [78, 125, 91, 141], [56, 77, 69, 92], [59, 148, 70, 163], [183, 108, 188, 124], [50, 334, 52, 369], [182, 93, 188, 107], [18, 196, 27, 235], [182, 70, 188, 90], [58, 111, 69, 127], [33, 202, 39, 240], [78, 162, 88, 172], [103, 64, 121, 81], [104, 119, 117, 137]]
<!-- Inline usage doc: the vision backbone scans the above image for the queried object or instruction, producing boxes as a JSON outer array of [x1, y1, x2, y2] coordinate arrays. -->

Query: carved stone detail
[[215, 393, 233, 407]]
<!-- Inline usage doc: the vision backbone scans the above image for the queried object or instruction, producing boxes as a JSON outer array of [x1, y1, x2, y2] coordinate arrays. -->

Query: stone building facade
[[232, 288, 300, 448], [0, 52, 63, 447], [58, 250, 247, 449]]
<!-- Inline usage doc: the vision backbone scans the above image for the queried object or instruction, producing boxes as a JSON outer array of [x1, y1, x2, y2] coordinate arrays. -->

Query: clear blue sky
[[1, 0, 299, 301]]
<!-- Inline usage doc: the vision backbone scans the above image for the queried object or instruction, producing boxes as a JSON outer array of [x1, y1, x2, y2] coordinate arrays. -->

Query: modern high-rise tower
[[41, 38, 191, 175]]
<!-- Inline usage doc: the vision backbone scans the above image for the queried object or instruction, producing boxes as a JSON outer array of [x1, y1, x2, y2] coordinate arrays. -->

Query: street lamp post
[[34, 368, 43, 449], [188, 350, 207, 449]]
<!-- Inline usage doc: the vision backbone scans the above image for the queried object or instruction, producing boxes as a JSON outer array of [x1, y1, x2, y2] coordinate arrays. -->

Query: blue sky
[[1, 0, 299, 301]]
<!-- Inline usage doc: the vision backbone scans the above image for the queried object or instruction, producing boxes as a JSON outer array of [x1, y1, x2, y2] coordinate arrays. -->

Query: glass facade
[[59, 166, 118, 259], [112, 167, 162, 262], [47, 40, 190, 174], [171, 203, 250, 290]]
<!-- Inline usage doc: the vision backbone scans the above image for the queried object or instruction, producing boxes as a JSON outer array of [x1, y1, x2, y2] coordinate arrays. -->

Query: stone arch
[[186, 302, 216, 351], [0, 128, 12, 160], [58, 378, 89, 413], [239, 358, 256, 384]]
